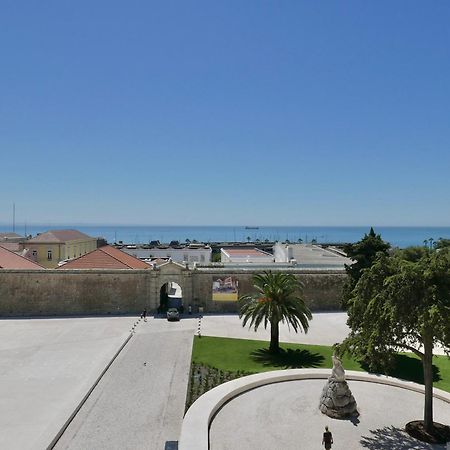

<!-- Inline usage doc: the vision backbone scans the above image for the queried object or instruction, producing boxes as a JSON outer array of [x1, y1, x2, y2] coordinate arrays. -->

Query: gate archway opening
[[159, 282, 183, 313]]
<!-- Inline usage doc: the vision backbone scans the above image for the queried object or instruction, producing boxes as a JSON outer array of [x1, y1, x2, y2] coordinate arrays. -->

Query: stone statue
[[319, 354, 358, 418], [330, 355, 345, 382]]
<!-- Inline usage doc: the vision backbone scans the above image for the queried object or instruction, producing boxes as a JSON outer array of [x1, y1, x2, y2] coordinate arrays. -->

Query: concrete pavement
[[54, 318, 196, 450], [1, 312, 446, 449], [210, 379, 450, 450], [200, 312, 350, 346], [0, 316, 135, 450]]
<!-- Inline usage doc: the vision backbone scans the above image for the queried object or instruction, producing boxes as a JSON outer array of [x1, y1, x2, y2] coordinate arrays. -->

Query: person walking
[[322, 426, 333, 449], [142, 309, 147, 322]]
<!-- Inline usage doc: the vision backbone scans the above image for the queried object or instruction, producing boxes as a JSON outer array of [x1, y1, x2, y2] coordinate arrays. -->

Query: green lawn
[[192, 336, 450, 393]]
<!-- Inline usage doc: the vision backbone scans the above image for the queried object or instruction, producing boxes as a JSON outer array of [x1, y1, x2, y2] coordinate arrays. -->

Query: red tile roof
[[0, 242, 21, 252], [0, 246, 44, 269], [58, 245, 150, 269], [28, 229, 93, 243]]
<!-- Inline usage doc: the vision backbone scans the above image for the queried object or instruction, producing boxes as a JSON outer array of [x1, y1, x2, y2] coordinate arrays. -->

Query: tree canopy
[[340, 246, 450, 434], [342, 227, 390, 308]]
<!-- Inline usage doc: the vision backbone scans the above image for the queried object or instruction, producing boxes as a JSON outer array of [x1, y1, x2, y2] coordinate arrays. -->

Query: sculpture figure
[[319, 354, 358, 418], [330, 354, 345, 382]]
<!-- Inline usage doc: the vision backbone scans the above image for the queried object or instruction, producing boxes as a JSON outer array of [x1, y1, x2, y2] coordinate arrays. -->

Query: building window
[[47, 250, 52, 260]]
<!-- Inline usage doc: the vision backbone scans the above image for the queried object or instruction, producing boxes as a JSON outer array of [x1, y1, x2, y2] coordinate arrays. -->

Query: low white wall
[[179, 369, 450, 450]]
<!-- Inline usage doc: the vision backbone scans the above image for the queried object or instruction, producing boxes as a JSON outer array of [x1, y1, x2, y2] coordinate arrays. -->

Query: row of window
[[31, 246, 93, 261]]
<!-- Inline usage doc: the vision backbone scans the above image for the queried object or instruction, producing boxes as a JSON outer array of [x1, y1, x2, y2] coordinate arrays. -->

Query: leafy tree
[[435, 238, 450, 250], [211, 252, 221, 263], [342, 227, 390, 308], [340, 247, 450, 434], [239, 271, 312, 353]]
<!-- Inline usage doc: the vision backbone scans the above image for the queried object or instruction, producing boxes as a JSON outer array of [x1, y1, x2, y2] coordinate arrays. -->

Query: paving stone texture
[[210, 379, 450, 450]]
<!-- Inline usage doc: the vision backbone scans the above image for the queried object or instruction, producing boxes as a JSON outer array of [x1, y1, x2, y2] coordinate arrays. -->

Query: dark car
[[166, 308, 180, 321]]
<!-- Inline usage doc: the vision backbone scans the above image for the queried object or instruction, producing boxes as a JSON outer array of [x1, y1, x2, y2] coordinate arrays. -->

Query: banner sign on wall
[[212, 276, 239, 301]]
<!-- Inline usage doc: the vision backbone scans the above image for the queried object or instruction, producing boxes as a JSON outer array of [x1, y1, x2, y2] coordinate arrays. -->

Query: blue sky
[[1, 1, 449, 226]]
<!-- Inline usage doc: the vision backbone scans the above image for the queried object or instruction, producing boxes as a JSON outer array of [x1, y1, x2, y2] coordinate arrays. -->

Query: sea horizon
[[1, 224, 449, 249]]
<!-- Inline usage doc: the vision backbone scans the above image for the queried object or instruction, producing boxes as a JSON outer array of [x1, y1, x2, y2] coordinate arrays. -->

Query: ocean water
[[1, 225, 449, 248]]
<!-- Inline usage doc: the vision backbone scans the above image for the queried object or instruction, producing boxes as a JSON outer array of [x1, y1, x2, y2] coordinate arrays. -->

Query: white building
[[273, 243, 352, 268], [220, 248, 275, 263], [121, 243, 212, 264]]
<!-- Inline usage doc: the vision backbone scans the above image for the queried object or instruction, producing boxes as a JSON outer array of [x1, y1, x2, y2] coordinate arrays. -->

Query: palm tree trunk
[[269, 320, 279, 353], [422, 336, 434, 433]]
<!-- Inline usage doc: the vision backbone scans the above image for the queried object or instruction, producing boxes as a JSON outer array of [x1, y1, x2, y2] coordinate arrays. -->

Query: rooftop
[[28, 229, 94, 243], [0, 242, 21, 252], [275, 243, 353, 267], [58, 245, 150, 269], [0, 232, 23, 240], [0, 246, 43, 269], [222, 248, 272, 257]]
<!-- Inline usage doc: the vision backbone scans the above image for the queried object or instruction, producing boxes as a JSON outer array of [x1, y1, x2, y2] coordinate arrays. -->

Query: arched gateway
[[159, 281, 183, 312], [151, 260, 193, 313]]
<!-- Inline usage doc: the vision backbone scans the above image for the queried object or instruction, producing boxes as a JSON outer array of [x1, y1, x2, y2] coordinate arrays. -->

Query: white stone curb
[[179, 368, 450, 450]]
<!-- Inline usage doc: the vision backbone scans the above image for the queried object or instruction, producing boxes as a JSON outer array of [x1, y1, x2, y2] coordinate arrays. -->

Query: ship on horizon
[[245, 226, 259, 230]]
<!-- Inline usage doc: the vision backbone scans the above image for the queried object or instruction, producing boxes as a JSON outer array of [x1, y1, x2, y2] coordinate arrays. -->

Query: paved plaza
[[200, 312, 350, 346], [0, 313, 447, 449], [54, 318, 196, 450], [210, 379, 450, 450], [0, 316, 135, 450]]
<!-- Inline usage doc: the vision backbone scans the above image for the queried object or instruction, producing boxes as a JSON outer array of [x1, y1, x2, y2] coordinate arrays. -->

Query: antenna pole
[[13, 203, 15, 233]]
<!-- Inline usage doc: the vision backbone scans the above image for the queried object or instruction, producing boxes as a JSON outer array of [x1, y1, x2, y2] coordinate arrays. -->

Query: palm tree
[[239, 271, 312, 353]]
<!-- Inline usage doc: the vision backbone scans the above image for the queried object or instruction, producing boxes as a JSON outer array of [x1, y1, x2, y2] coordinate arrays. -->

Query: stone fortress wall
[[0, 263, 346, 316]]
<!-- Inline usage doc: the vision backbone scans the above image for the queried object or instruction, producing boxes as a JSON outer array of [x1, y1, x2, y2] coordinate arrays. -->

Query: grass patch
[[191, 336, 450, 393]]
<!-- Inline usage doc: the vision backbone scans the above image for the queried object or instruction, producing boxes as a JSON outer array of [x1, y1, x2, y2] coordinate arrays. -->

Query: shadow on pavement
[[360, 426, 446, 449], [250, 347, 324, 369]]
